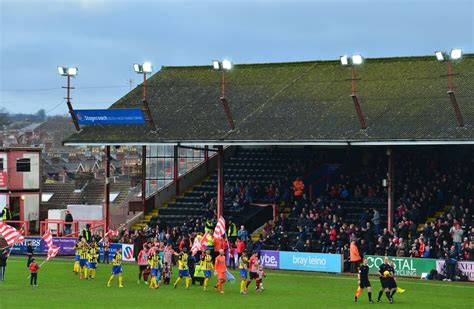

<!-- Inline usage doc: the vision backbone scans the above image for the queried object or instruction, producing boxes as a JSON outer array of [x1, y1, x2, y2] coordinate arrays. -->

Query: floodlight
[[142, 62, 153, 73], [340, 55, 349, 66], [450, 48, 462, 60], [352, 54, 363, 65], [133, 63, 141, 73], [435, 51, 445, 62], [222, 59, 233, 70], [67, 67, 78, 76], [58, 66, 66, 76], [212, 60, 221, 70]]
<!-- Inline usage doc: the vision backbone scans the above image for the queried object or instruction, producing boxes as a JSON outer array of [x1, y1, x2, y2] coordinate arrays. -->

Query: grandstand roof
[[64, 54, 474, 146]]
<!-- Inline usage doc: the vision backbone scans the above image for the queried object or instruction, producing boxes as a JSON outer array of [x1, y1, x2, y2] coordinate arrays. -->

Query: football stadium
[[1, 1, 473, 309], [2, 53, 473, 308]]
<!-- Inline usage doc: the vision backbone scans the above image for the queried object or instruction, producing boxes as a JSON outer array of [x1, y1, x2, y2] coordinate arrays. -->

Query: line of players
[[72, 238, 99, 280], [72, 238, 267, 294], [136, 244, 266, 294], [354, 256, 405, 304]]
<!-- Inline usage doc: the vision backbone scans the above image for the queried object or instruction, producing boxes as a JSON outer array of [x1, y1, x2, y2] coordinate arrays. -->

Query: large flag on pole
[[47, 246, 60, 261], [104, 228, 119, 238], [0, 222, 25, 246], [41, 228, 60, 261], [41, 228, 54, 247], [191, 236, 202, 256], [213, 217, 226, 239]]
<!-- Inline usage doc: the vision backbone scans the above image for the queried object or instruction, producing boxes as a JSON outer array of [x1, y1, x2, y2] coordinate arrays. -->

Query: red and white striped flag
[[201, 231, 209, 246], [213, 216, 226, 239], [42, 229, 53, 247], [104, 228, 119, 238], [0, 222, 25, 246], [191, 236, 202, 256], [47, 245, 60, 261]]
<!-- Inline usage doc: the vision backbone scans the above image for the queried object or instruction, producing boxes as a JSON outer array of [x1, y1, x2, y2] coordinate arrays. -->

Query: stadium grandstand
[[63, 54, 473, 266]]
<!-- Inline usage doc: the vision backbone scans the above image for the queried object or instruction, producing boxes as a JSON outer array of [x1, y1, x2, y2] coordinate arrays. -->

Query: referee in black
[[354, 258, 373, 303], [377, 256, 393, 304], [387, 260, 400, 301]]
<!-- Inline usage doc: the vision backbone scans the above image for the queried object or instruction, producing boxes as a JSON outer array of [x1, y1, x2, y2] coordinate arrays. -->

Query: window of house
[[0, 158, 3, 171], [16, 158, 31, 172]]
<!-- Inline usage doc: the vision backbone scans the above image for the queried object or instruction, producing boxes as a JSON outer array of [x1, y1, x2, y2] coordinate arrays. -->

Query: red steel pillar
[[217, 146, 224, 218], [105, 146, 111, 231], [142, 146, 147, 213], [387, 148, 394, 231]]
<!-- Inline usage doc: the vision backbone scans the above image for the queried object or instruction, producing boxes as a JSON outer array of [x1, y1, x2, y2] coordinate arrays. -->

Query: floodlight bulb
[[450, 49, 462, 60], [352, 54, 363, 65], [212, 60, 221, 70], [142, 62, 153, 73], [435, 51, 445, 62], [340, 55, 349, 66], [222, 59, 233, 70], [67, 67, 78, 76], [57, 66, 66, 76], [133, 63, 141, 73]]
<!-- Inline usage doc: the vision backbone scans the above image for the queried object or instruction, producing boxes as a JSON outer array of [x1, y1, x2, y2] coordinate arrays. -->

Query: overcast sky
[[1, 0, 473, 115]]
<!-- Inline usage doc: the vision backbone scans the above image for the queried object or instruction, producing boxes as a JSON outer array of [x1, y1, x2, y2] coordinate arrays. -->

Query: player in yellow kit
[[173, 248, 190, 289], [107, 248, 123, 288], [73, 240, 81, 274], [88, 246, 99, 279], [148, 249, 163, 289], [238, 251, 249, 294], [78, 240, 90, 280], [201, 249, 214, 291]]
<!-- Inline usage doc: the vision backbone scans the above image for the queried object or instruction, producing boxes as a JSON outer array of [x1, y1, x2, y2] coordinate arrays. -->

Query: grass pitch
[[1, 256, 472, 308]]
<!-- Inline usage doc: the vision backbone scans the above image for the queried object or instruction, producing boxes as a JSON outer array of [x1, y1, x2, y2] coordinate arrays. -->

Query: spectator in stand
[[292, 177, 305, 201], [238, 225, 249, 243], [450, 223, 464, 254], [277, 213, 288, 232], [372, 209, 381, 235], [64, 210, 73, 236]]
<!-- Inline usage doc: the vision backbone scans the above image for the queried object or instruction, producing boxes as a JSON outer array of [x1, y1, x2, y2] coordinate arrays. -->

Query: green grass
[[1, 256, 472, 308]]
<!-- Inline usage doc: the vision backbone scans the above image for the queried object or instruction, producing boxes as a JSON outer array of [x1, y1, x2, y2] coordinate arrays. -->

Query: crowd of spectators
[[258, 149, 474, 267], [118, 148, 472, 277]]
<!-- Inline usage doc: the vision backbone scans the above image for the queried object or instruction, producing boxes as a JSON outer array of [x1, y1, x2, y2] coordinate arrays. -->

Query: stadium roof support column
[[105, 146, 111, 231], [387, 148, 394, 232], [217, 146, 224, 219], [142, 146, 147, 213], [205, 146, 209, 173], [174, 146, 179, 195]]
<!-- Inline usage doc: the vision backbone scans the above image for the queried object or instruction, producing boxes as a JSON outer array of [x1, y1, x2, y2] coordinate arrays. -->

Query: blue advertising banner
[[74, 109, 145, 125], [10, 237, 76, 255], [260, 250, 280, 269], [99, 243, 122, 261], [279, 251, 342, 273]]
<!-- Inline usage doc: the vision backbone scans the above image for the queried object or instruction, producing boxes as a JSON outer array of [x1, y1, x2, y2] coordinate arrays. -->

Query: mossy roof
[[64, 55, 474, 145]]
